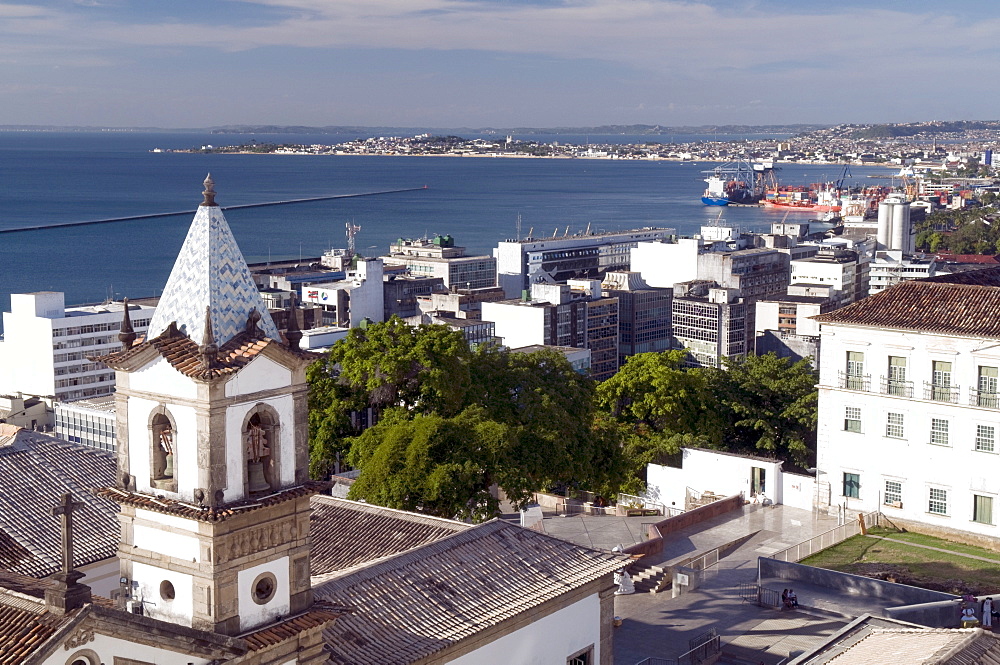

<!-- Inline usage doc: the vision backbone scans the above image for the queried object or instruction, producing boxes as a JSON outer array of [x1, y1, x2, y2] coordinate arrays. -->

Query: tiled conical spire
[[146, 176, 281, 346]]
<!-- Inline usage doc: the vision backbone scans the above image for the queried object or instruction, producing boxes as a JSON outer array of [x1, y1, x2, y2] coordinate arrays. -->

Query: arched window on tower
[[245, 409, 279, 495], [150, 411, 177, 492]]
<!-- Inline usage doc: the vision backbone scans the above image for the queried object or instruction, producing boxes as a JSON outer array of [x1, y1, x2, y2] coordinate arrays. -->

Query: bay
[[0, 131, 892, 328]]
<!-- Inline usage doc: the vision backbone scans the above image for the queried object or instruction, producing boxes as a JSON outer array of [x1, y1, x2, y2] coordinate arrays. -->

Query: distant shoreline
[[161, 148, 900, 169]]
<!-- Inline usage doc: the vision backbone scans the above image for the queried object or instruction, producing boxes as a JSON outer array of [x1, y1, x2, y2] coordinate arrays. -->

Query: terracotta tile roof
[[0, 430, 118, 578], [94, 480, 330, 523], [935, 253, 1000, 265], [241, 603, 347, 651], [813, 267, 1000, 337], [310, 496, 469, 577], [95, 326, 318, 381], [0, 573, 77, 665], [314, 519, 628, 665]]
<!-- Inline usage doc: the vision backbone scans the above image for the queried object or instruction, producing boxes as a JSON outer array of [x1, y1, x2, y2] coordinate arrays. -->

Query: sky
[[3, 0, 1000, 129]]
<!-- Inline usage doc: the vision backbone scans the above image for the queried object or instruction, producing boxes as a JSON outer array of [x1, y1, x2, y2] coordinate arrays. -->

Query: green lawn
[[800, 526, 1000, 595]]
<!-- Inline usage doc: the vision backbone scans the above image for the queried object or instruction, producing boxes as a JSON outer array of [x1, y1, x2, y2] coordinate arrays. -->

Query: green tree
[[595, 350, 726, 486], [307, 318, 475, 477], [310, 322, 619, 519], [719, 353, 818, 467]]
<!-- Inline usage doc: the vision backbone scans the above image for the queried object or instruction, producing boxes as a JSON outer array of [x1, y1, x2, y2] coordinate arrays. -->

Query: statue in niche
[[246, 414, 273, 493], [151, 415, 175, 483]]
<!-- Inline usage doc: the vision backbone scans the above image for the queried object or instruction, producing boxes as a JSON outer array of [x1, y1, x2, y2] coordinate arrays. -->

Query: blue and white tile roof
[[147, 203, 281, 346]]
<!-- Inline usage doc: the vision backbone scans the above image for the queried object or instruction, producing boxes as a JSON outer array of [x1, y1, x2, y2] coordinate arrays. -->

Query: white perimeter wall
[[780, 472, 817, 511], [446, 593, 602, 665], [647, 449, 785, 508]]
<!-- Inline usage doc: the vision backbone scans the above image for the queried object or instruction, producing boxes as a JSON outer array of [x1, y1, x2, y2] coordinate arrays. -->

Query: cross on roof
[[52, 493, 84, 576]]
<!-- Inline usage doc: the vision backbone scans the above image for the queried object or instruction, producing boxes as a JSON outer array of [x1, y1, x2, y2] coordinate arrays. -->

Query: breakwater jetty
[[0, 186, 427, 235]]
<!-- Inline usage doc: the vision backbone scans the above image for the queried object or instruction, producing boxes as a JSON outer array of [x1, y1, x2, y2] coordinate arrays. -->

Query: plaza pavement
[[533, 503, 880, 665]]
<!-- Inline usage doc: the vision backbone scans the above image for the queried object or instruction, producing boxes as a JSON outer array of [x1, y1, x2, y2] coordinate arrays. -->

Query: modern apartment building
[[481, 281, 620, 380], [494, 227, 675, 298], [601, 271, 672, 365], [869, 250, 937, 295], [790, 246, 869, 308], [671, 281, 750, 368], [632, 239, 789, 301], [382, 235, 497, 290], [53, 395, 116, 452], [814, 269, 1000, 545], [0, 292, 154, 401]]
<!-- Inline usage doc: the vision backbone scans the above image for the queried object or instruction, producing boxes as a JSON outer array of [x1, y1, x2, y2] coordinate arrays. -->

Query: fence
[[768, 510, 880, 563], [738, 581, 781, 608], [632, 631, 721, 665]]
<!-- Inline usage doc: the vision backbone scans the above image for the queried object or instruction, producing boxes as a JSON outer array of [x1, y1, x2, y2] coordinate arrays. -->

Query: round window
[[252, 571, 277, 605], [160, 580, 175, 601]]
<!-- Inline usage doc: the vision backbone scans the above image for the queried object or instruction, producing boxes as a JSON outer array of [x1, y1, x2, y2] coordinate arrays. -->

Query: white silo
[[891, 199, 912, 253], [877, 200, 892, 249]]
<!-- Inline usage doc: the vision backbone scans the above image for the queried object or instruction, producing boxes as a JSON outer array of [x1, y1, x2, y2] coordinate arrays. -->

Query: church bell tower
[[97, 176, 324, 635]]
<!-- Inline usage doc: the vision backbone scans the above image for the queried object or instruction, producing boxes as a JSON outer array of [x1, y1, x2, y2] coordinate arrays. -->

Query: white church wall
[[446, 592, 602, 665], [48, 633, 212, 665], [172, 403, 199, 498], [133, 524, 200, 563], [132, 561, 194, 627], [237, 555, 291, 632], [129, 355, 199, 400], [224, 355, 292, 398], [127, 395, 157, 492]]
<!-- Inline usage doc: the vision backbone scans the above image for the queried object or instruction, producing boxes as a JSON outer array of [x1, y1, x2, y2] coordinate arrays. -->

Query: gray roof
[[314, 519, 628, 665], [310, 496, 468, 578], [0, 426, 118, 577]]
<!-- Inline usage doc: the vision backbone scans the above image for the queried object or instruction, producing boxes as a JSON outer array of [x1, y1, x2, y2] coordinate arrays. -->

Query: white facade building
[[299, 258, 385, 327], [815, 269, 1000, 545], [494, 227, 675, 298], [54, 395, 117, 452], [0, 293, 154, 401], [869, 250, 936, 295]]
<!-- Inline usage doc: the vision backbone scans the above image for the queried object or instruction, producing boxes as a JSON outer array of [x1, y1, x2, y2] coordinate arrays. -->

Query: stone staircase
[[628, 558, 671, 594]]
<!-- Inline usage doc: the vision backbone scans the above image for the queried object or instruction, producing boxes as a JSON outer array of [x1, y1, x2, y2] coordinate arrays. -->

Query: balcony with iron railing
[[838, 371, 870, 392], [924, 381, 960, 403], [970, 387, 1000, 409], [880, 377, 914, 398]]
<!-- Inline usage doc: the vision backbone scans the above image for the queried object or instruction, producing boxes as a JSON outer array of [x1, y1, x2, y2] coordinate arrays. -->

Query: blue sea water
[[0, 131, 892, 328]]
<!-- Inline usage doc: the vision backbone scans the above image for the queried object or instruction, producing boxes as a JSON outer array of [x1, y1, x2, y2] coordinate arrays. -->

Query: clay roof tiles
[[96, 326, 318, 382], [94, 480, 331, 522], [0, 573, 78, 665], [0, 430, 117, 578], [310, 496, 469, 577], [813, 267, 1000, 338], [313, 519, 628, 665]]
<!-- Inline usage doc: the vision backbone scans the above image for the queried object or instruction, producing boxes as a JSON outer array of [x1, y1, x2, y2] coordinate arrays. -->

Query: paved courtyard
[[535, 503, 860, 665]]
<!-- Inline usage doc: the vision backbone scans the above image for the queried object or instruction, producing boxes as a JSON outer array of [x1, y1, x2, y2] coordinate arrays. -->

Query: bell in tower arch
[[248, 460, 270, 494]]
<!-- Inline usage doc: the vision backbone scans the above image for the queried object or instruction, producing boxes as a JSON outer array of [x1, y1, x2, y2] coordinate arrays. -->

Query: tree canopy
[[308, 319, 821, 518], [308, 319, 616, 520]]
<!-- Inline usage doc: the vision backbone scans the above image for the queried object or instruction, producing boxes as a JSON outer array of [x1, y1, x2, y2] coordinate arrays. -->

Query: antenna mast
[[346, 220, 361, 255]]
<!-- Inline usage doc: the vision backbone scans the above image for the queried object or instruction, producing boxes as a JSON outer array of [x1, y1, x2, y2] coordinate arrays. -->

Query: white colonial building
[[815, 268, 1000, 545]]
